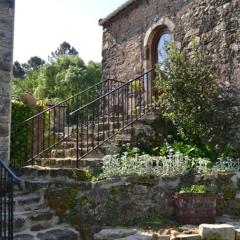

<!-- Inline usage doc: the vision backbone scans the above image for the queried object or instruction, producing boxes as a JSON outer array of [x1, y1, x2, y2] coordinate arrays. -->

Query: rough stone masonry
[[0, 0, 15, 164], [99, 0, 240, 151]]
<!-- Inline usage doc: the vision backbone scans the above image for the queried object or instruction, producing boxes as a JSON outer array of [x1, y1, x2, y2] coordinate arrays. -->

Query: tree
[[86, 61, 102, 86], [27, 56, 45, 70], [50, 41, 78, 61], [13, 43, 101, 104], [13, 61, 25, 79]]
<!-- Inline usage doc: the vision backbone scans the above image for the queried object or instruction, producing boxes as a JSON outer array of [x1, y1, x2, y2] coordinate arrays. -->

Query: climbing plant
[[10, 101, 36, 167]]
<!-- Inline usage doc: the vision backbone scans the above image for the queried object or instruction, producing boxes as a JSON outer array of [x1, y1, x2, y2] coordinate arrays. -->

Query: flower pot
[[20, 92, 37, 106], [172, 193, 220, 225]]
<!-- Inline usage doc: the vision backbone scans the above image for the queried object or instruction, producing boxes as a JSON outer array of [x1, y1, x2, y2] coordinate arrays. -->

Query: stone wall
[[42, 173, 240, 237], [100, 0, 240, 150], [0, 0, 15, 164]]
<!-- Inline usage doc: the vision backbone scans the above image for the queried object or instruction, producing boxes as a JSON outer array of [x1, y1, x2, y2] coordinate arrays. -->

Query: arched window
[[156, 32, 171, 64], [151, 28, 171, 68]]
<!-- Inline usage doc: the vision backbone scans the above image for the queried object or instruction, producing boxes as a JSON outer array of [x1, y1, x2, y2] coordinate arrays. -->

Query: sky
[[14, 0, 127, 64]]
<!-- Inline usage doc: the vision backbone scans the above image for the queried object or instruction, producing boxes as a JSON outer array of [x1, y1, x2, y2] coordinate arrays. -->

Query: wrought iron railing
[[70, 69, 156, 167], [0, 161, 20, 240], [10, 79, 124, 168]]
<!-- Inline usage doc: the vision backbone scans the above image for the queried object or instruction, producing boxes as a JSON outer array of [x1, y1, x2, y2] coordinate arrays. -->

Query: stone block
[[173, 234, 201, 240], [0, 123, 9, 136], [14, 234, 34, 240], [116, 233, 152, 240], [37, 228, 79, 240], [0, 80, 11, 96], [156, 235, 170, 240], [0, 150, 8, 161], [235, 229, 240, 240], [0, 69, 10, 83], [199, 224, 235, 240], [94, 228, 138, 239]]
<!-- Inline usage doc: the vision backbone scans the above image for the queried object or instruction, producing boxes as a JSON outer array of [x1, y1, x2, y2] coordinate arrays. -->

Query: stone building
[[0, 0, 15, 164], [99, 0, 240, 150]]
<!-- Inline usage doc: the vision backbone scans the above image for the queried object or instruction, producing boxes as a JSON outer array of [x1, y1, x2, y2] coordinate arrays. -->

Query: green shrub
[[10, 101, 36, 167], [155, 39, 229, 150], [120, 139, 232, 162]]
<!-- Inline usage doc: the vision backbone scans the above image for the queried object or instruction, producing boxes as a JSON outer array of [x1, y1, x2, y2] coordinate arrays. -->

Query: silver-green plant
[[101, 153, 212, 178], [212, 157, 240, 173], [101, 154, 239, 179]]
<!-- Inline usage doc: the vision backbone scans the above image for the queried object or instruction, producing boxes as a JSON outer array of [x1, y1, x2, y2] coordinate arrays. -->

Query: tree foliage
[[50, 41, 78, 61], [13, 61, 25, 79], [27, 56, 45, 70], [13, 56, 46, 79], [155, 41, 229, 149], [13, 55, 101, 102]]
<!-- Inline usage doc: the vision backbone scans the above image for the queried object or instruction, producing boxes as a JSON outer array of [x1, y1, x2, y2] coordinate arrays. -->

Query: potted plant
[[172, 184, 222, 225], [128, 80, 142, 114]]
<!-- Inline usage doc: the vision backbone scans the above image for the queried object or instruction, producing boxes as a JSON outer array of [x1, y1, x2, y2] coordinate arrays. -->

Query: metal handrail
[[10, 78, 125, 167], [10, 69, 156, 168], [70, 69, 153, 116], [18, 78, 124, 124], [0, 161, 21, 182], [70, 69, 156, 167], [0, 160, 20, 240]]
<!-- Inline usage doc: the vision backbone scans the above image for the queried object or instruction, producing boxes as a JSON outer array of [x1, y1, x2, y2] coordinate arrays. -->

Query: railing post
[[0, 161, 19, 240], [76, 113, 79, 168]]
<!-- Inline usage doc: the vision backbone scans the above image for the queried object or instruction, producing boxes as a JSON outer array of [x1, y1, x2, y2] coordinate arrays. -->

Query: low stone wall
[[40, 172, 240, 236]]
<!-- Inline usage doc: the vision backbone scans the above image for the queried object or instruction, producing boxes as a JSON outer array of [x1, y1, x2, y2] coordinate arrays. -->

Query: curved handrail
[[0, 160, 21, 182]]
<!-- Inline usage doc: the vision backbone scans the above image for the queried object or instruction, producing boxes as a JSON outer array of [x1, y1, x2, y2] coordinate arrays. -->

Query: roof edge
[[99, 0, 136, 26]]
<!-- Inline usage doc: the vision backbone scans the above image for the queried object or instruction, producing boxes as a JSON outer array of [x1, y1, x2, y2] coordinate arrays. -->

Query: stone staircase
[[11, 112, 160, 239], [33, 114, 137, 170], [13, 185, 80, 240]]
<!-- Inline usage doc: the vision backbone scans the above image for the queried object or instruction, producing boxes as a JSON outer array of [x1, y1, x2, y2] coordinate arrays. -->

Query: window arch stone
[[143, 17, 175, 72]]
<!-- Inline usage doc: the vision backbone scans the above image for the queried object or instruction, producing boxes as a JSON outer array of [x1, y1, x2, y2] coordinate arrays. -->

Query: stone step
[[172, 234, 201, 240], [51, 146, 105, 158], [98, 114, 138, 123], [14, 190, 36, 198], [14, 192, 44, 212], [65, 127, 132, 145], [35, 157, 103, 168], [14, 224, 80, 240], [14, 209, 58, 233], [19, 166, 92, 182]]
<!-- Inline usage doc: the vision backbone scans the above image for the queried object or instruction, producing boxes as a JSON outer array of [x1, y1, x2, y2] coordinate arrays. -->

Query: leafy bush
[[155, 40, 229, 150], [119, 139, 232, 163], [178, 185, 210, 194], [10, 101, 36, 166]]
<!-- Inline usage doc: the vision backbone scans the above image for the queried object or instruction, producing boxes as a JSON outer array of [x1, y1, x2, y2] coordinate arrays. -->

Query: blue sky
[[14, 0, 126, 63]]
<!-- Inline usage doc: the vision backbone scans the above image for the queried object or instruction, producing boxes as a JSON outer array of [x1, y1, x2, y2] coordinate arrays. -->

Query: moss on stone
[[46, 187, 79, 217], [221, 185, 236, 199]]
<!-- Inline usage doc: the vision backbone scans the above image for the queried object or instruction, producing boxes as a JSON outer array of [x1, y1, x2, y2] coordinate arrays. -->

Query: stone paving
[[94, 221, 240, 240]]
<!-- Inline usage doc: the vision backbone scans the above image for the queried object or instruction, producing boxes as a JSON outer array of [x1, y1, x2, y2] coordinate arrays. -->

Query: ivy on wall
[[10, 101, 36, 167]]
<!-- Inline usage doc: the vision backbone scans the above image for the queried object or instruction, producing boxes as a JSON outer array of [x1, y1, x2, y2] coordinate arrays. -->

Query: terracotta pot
[[172, 193, 221, 225], [20, 92, 37, 106]]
